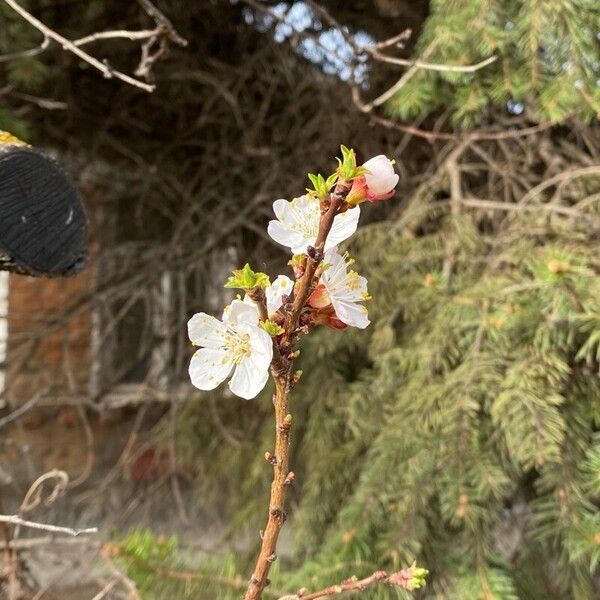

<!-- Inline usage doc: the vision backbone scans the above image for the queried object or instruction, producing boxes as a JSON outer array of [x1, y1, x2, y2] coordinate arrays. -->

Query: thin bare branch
[[0, 386, 50, 430], [73, 29, 161, 47], [0, 515, 97, 536], [2, 0, 156, 92], [0, 36, 49, 63], [368, 49, 498, 73]]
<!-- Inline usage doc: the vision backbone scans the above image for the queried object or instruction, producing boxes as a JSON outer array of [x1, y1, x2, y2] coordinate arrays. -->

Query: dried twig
[[0, 36, 49, 63], [0, 386, 50, 430], [73, 29, 161, 47], [287, 565, 425, 599], [0, 515, 97, 536], [2, 0, 156, 91], [368, 49, 497, 73]]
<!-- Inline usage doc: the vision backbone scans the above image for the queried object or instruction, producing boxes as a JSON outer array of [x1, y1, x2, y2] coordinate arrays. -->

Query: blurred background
[[0, 1, 599, 598]]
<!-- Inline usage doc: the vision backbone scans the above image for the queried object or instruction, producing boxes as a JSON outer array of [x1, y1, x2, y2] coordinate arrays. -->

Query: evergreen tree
[[386, 0, 600, 125]]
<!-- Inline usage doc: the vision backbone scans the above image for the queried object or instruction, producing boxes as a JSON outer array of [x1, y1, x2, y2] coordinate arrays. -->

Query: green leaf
[[263, 320, 284, 336], [224, 264, 270, 290], [336, 145, 363, 181]]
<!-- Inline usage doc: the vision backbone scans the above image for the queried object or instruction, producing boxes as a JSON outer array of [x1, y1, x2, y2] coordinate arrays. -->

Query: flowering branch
[[280, 564, 428, 599], [186, 147, 423, 600]]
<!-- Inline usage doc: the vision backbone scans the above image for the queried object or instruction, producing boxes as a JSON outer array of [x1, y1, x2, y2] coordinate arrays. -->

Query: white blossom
[[187, 299, 272, 400], [267, 195, 360, 254], [313, 250, 370, 329]]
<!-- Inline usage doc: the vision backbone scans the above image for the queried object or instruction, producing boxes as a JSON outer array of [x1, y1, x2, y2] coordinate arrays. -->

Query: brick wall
[[5, 268, 92, 406]]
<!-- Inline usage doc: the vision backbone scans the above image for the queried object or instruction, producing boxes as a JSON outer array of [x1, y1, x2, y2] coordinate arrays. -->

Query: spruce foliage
[[119, 3, 600, 598], [386, 0, 600, 125]]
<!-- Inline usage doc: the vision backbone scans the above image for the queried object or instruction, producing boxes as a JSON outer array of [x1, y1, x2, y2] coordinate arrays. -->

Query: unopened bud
[[264, 451, 277, 465], [291, 370, 303, 386], [279, 414, 293, 433]]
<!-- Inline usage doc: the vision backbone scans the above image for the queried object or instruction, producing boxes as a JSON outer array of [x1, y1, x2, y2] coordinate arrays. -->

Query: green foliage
[[337, 145, 368, 181], [0, 2, 49, 136], [117, 529, 273, 600], [308, 172, 338, 199], [263, 319, 285, 336], [225, 263, 270, 290], [386, 0, 600, 126]]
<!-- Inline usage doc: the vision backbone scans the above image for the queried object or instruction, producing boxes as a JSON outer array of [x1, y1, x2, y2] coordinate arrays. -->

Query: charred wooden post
[[0, 132, 88, 277]]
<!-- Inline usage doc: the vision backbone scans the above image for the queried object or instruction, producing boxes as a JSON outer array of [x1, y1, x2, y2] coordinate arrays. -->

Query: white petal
[[363, 155, 399, 195], [235, 322, 273, 367], [268, 196, 320, 254], [247, 324, 274, 370], [272, 198, 289, 220], [229, 359, 270, 400], [228, 326, 273, 399], [267, 220, 308, 254], [324, 206, 360, 251], [323, 249, 346, 278], [187, 313, 226, 348], [223, 299, 259, 327], [322, 250, 370, 329], [331, 297, 370, 329], [189, 347, 233, 390], [266, 275, 294, 314]]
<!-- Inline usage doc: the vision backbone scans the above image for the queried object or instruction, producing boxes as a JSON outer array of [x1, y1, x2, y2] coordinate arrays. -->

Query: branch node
[[264, 451, 277, 466], [306, 245, 322, 261]]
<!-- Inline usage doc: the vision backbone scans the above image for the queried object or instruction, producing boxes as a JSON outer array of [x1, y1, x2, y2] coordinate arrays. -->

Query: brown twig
[[73, 29, 161, 47], [298, 570, 389, 600], [274, 566, 424, 599], [0, 386, 50, 430], [244, 180, 352, 600]]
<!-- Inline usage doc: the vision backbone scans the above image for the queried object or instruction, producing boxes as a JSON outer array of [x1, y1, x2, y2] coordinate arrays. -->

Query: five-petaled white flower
[[267, 195, 360, 255], [188, 299, 273, 400], [309, 249, 370, 329], [265, 274, 294, 315]]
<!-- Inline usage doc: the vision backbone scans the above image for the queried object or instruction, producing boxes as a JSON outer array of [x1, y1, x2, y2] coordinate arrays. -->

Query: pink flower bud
[[346, 155, 399, 206], [363, 155, 399, 197]]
